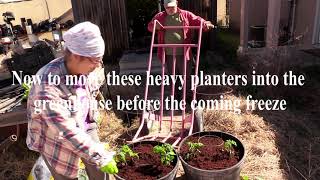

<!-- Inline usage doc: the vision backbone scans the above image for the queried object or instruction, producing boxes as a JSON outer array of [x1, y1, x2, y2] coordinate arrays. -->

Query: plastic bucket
[[178, 131, 245, 180], [114, 141, 179, 180]]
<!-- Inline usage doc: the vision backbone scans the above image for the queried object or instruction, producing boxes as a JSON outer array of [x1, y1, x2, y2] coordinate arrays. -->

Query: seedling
[[115, 145, 139, 165], [22, 83, 31, 100], [153, 143, 176, 166], [223, 139, 237, 157], [185, 142, 204, 160]]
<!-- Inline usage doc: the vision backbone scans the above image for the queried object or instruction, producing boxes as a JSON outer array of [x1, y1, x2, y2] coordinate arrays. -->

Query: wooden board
[[0, 104, 27, 128]]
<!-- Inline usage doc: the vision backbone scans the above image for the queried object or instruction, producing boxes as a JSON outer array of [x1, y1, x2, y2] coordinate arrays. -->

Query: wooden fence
[[71, 0, 129, 62], [70, 0, 217, 60]]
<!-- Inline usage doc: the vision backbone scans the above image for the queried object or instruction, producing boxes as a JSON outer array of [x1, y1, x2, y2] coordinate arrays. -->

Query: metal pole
[[289, 0, 297, 42], [44, 0, 51, 19], [158, 0, 162, 12], [239, 0, 249, 51], [189, 21, 203, 136], [170, 48, 176, 131], [132, 20, 159, 141]]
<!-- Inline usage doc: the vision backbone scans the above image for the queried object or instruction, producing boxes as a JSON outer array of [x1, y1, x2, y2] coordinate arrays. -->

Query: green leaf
[[224, 140, 237, 150], [22, 83, 31, 100], [241, 175, 249, 180], [187, 142, 204, 159], [153, 144, 175, 166], [115, 145, 138, 164]]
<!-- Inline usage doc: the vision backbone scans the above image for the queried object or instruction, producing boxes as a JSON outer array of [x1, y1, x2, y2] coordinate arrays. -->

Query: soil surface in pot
[[117, 144, 175, 180], [180, 136, 240, 170]]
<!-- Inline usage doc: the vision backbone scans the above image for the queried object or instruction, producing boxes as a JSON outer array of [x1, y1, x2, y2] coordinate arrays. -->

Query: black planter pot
[[178, 131, 245, 180], [113, 141, 179, 180]]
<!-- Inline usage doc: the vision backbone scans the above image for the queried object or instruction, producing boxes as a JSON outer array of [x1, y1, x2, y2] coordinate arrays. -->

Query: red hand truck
[[130, 20, 204, 147]]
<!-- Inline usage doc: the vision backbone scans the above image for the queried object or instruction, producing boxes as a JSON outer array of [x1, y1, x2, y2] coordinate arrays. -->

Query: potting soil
[[180, 136, 240, 170], [116, 144, 174, 180]]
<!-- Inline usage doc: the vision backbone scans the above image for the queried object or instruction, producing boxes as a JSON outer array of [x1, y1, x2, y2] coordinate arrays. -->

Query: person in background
[[26, 21, 118, 180], [148, 0, 214, 102]]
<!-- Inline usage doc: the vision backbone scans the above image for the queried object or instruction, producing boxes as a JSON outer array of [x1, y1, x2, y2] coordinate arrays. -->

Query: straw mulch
[[203, 94, 320, 180], [0, 138, 38, 180], [1, 96, 319, 180], [98, 109, 140, 148]]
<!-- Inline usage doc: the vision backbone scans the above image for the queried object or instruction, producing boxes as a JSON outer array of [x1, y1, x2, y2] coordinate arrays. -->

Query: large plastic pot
[[178, 131, 245, 180], [113, 141, 179, 180], [250, 25, 266, 42]]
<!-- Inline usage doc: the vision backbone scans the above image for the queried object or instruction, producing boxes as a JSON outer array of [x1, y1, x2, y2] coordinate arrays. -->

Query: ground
[[1, 30, 319, 180]]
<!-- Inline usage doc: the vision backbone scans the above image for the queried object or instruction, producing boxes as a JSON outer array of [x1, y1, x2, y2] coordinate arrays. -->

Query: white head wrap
[[63, 21, 105, 58]]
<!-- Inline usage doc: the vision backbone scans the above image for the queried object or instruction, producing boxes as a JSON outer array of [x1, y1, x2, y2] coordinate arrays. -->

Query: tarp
[[0, 0, 30, 4], [0, 0, 72, 25]]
